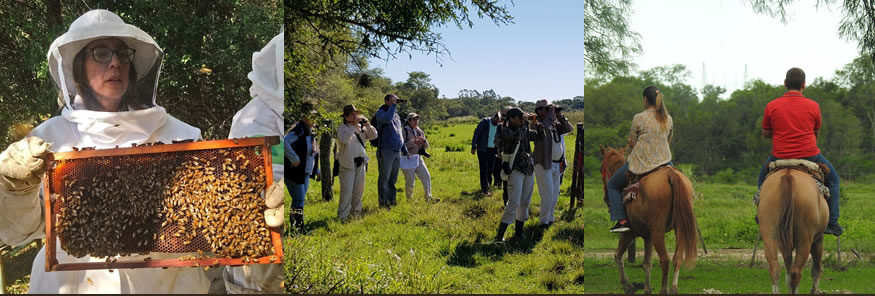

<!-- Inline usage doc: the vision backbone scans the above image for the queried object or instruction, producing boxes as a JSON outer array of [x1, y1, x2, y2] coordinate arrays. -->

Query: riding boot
[[513, 220, 525, 240], [494, 222, 510, 242]]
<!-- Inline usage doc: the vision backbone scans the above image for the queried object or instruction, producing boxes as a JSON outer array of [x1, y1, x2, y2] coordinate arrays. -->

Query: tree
[[584, 0, 642, 77]]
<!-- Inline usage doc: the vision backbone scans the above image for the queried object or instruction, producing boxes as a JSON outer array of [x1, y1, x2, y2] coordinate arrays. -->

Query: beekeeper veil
[[48, 9, 162, 110], [247, 29, 283, 115], [45, 9, 173, 148]]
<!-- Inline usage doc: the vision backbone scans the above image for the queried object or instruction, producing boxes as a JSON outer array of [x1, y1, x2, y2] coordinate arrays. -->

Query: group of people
[[286, 95, 576, 243], [0, 10, 284, 293], [472, 101, 572, 241], [286, 94, 436, 228], [604, 68, 843, 237]]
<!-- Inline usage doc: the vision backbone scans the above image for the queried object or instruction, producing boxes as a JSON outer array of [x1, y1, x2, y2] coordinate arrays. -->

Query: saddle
[[622, 164, 671, 203], [752, 159, 830, 206]]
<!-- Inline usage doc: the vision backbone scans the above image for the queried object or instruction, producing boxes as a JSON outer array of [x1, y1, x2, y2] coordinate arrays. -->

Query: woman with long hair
[[607, 86, 673, 232]]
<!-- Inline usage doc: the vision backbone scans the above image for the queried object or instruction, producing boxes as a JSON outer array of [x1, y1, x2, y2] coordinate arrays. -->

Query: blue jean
[[608, 162, 672, 222], [289, 177, 309, 209], [757, 154, 840, 224]]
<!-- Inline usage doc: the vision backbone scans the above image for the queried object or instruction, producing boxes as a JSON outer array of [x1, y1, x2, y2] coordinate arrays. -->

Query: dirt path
[[585, 247, 867, 263]]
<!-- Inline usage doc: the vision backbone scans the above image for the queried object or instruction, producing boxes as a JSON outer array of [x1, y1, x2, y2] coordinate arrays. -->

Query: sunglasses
[[88, 47, 136, 64]]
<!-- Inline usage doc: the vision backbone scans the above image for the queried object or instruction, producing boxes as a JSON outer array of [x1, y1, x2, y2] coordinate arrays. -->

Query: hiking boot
[[292, 208, 304, 230], [513, 220, 526, 240], [494, 222, 510, 242], [610, 220, 631, 233], [824, 223, 844, 236]]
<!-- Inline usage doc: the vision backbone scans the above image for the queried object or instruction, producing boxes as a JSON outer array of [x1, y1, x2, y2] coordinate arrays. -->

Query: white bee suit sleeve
[[223, 30, 285, 294], [8, 9, 208, 293]]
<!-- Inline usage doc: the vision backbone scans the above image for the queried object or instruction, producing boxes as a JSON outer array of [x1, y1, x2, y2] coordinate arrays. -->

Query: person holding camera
[[532, 100, 572, 228], [401, 113, 437, 203], [374, 94, 408, 208], [336, 105, 377, 222], [493, 108, 545, 242]]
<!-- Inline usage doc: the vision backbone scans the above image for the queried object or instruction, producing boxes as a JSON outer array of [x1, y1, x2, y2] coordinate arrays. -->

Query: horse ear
[[599, 145, 605, 156]]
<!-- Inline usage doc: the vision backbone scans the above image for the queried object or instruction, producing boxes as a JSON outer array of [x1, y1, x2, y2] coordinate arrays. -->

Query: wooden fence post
[[320, 132, 334, 201]]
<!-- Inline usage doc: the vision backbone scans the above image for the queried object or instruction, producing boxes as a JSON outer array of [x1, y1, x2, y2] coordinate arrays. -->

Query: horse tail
[[777, 171, 795, 255], [668, 168, 698, 269]]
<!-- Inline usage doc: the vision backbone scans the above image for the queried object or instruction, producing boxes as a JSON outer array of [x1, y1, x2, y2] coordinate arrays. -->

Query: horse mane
[[777, 170, 795, 255], [668, 168, 698, 269]]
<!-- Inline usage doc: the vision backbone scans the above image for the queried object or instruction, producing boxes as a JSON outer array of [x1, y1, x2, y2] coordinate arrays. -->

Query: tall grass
[[285, 123, 584, 293]]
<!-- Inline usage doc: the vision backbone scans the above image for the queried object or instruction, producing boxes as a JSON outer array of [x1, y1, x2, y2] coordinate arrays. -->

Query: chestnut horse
[[758, 168, 828, 294], [600, 146, 698, 294]]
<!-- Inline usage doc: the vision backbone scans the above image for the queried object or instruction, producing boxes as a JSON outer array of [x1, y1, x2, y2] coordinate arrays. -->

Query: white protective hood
[[43, 9, 197, 148], [229, 30, 284, 180], [246, 30, 283, 116]]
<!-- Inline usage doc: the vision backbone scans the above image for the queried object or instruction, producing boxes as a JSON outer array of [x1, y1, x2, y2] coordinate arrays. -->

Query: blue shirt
[[487, 122, 497, 148], [375, 104, 408, 154]]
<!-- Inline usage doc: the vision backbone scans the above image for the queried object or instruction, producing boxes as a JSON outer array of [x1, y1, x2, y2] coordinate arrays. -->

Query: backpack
[[370, 105, 391, 148], [369, 114, 382, 148]]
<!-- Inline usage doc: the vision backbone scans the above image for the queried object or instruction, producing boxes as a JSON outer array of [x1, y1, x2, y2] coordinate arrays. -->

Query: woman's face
[[409, 117, 419, 128], [345, 112, 359, 123], [84, 38, 131, 108]]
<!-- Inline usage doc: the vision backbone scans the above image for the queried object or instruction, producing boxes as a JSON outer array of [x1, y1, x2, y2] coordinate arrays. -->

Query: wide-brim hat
[[535, 99, 554, 110], [342, 104, 360, 116]]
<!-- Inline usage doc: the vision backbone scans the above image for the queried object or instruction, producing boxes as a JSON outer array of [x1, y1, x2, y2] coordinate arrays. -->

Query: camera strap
[[355, 131, 366, 149]]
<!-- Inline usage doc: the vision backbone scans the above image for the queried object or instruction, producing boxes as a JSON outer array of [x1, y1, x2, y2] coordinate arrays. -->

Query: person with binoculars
[[336, 104, 378, 222], [374, 94, 408, 208], [493, 107, 545, 242], [401, 113, 437, 203]]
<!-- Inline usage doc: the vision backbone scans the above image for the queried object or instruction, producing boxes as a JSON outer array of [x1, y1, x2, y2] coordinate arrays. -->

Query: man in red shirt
[[757, 67, 842, 236]]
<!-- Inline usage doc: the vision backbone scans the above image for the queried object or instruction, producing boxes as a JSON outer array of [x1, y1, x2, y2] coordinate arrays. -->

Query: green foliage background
[[0, 0, 283, 149]]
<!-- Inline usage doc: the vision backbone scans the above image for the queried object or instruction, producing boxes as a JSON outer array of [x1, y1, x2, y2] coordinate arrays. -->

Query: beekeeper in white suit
[[222, 31, 285, 293], [0, 9, 273, 293]]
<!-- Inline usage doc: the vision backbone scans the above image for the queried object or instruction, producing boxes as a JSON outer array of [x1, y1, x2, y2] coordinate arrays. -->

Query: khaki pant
[[534, 163, 561, 225], [338, 164, 366, 220], [502, 170, 534, 224], [401, 157, 432, 200]]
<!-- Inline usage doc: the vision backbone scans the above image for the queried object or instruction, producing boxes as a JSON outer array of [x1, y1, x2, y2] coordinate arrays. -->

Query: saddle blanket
[[752, 159, 829, 206]]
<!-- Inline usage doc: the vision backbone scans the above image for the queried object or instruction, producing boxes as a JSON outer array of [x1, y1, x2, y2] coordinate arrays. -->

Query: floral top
[[627, 110, 673, 174]]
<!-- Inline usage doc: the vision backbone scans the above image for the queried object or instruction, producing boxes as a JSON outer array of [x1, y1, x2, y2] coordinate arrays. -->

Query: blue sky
[[368, 1, 584, 102]]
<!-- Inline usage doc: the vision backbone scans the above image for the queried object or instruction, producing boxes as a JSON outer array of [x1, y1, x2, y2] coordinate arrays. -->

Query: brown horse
[[600, 146, 698, 294], [758, 168, 828, 294]]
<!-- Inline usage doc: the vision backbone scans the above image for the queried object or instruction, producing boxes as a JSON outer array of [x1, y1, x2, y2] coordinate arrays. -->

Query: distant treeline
[[583, 60, 875, 183]]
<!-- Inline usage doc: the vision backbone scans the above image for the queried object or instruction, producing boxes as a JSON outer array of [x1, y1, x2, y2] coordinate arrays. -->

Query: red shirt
[[762, 91, 821, 159]]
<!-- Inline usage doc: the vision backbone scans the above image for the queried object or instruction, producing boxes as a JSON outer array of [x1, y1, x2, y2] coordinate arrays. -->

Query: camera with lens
[[527, 113, 538, 121], [396, 98, 407, 104], [359, 118, 368, 125], [418, 148, 431, 158], [354, 156, 365, 168], [321, 119, 332, 128]]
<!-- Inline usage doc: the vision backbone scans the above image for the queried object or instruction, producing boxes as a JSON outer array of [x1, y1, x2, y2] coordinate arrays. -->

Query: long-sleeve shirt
[[375, 104, 408, 155], [403, 125, 429, 156], [532, 116, 573, 167], [498, 123, 545, 176], [336, 122, 377, 169]]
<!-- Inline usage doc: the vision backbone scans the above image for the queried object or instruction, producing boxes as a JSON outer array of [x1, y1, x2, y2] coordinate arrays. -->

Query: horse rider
[[606, 86, 673, 233], [756, 67, 842, 236]]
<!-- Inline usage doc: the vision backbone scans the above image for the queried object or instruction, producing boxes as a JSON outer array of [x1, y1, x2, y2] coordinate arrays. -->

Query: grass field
[[583, 177, 875, 294], [284, 123, 585, 293]]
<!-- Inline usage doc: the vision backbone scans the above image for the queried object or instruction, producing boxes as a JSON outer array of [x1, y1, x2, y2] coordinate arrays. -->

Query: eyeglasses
[[88, 47, 136, 64]]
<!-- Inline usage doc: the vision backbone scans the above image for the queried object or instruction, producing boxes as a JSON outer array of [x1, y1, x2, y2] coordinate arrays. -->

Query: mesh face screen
[[49, 145, 273, 259]]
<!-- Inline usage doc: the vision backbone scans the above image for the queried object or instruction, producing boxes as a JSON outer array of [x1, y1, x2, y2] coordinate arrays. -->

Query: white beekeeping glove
[[263, 180, 284, 228], [0, 137, 51, 193]]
